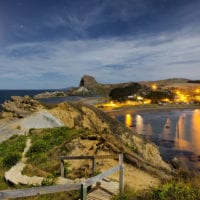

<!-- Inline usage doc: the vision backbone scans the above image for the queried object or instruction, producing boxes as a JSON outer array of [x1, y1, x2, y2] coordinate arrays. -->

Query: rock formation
[[79, 75, 98, 89], [34, 91, 66, 99], [68, 74, 148, 96], [1, 96, 42, 119]]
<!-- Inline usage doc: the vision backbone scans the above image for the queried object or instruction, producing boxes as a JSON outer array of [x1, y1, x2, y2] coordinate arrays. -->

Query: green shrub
[[2, 152, 21, 168], [26, 127, 84, 175], [113, 180, 200, 200], [41, 175, 56, 186], [150, 181, 200, 200], [0, 135, 26, 169], [27, 140, 49, 158]]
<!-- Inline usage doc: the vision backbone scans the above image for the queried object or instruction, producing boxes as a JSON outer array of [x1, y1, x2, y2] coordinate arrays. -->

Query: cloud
[[1, 26, 200, 89], [42, 0, 152, 39], [40, 0, 200, 40]]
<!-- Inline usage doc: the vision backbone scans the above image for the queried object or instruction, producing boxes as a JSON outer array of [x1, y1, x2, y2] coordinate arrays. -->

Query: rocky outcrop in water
[[34, 91, 67, 99]]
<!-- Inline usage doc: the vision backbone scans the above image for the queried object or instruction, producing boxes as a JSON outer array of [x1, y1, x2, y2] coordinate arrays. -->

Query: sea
[[0, 89, 54, 106], [0, 89, 98, 110]]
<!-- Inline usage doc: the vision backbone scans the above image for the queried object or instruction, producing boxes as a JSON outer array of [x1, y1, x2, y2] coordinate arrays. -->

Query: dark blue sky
[[0, 0, 200, 89]]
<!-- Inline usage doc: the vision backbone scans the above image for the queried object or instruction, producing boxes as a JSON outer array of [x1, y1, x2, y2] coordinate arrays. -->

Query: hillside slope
[[50, 102, 171, 175]]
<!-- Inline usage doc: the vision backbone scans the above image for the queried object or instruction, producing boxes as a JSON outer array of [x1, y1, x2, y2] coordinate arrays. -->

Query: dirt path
[[4, 138, 44, 185], [0, 110, 64, 143]]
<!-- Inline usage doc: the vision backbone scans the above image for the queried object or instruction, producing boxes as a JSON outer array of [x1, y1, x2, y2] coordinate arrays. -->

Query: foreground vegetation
[[0, 135, 26, 190], [113, 170, 200, 200], [0, 127, 88, 199], [25, 127, 87, 179], [1, 127, 200, 199]]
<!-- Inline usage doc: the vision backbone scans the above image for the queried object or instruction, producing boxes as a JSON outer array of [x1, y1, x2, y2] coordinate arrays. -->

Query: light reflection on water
[[191, 110, 200, 155], [117, 109, 200, 169]]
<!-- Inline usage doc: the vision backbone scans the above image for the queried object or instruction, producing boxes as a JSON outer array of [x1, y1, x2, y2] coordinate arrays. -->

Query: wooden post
[[92, 157, 96, 176], [60, 159, 65, 177], [81, 183, 87, 200], [119, 153, 124, 196]]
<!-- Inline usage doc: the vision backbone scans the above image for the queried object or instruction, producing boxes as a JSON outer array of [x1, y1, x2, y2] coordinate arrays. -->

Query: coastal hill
[[142, 78, 200, 90], [0, 95, 171, 193], [68, 75, 200, 96], [34, 75, 200, 99], [68, 74, 148, 96]]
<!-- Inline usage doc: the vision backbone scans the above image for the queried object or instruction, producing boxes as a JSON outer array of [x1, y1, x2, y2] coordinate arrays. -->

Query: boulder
[[1, 96, 42, 118]]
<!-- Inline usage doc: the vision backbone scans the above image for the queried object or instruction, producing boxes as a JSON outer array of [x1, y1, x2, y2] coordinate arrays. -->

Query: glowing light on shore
[[137, 96, 143, 101], [151, 84, 157, 90], [176, 90, 180, 95]]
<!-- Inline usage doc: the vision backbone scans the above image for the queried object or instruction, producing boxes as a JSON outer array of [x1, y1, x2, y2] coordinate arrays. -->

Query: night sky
[[0, 0, 200, 89]]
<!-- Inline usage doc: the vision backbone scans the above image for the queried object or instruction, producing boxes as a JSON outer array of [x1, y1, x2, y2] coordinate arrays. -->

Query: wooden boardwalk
[[0, 154, 124, 200], [87, 179, 119, 200]]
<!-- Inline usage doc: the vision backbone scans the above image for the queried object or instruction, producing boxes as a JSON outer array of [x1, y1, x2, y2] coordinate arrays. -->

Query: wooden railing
[[0, 154, 124, 200], [60, 154, 118, 177]]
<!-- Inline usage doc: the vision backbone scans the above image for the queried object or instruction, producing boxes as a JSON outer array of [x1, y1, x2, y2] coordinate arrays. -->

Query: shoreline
[[101, 103, 200, 116]]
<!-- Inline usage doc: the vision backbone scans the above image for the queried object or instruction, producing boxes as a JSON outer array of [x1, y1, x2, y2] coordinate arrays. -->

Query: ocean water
[[0, 89, 53, 105], [116, 109, 200, 170], [0, 89, 98, 110]]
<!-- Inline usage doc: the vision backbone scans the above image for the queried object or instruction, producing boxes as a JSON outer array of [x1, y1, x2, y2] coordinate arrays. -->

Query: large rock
[[79, 75, 98, 89], [34, 91, 66, 99], [1, 96, 42, 118]]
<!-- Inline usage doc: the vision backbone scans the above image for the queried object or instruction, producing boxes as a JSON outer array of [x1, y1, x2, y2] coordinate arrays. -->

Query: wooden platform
[[87, 179, 119, 200]]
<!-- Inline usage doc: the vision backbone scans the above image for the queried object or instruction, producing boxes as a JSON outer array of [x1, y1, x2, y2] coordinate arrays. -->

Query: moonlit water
[[116, 109, 200, 169]]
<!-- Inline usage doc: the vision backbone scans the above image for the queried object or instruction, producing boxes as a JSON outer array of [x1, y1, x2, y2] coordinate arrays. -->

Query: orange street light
[[152, 84, 157, 90]]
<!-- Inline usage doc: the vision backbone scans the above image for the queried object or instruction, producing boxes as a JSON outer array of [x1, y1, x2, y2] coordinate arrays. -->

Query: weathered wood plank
[[60, 159, 65, 177], [85, 165, 119, 187], [60, 154, 117, 161], [119, 153, 124, 195], [81, 183, 87, 200], [0, 183, 81, 199], [88, 188, 111, 200]]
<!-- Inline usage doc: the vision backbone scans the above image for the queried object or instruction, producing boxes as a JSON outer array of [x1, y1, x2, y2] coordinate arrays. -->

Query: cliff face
[[79, 75, 98, 89], [50, 102, 171, 176]]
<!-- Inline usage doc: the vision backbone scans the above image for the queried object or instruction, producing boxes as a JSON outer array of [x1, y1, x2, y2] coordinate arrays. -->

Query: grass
[[0, 134, 26, 190], [14, 190, 80, 200], [25, 126, 87, 177], [0, 127, 89, 200], [113, 170, 200, 200]]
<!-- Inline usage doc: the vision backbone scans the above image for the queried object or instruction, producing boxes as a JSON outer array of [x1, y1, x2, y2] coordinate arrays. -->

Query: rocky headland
[[32, 75, 200, 99], [70, 74, 148, 96]]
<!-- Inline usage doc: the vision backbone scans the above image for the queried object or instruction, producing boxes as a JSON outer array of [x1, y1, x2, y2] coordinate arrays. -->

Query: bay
[[116, 109, 200, 170]]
